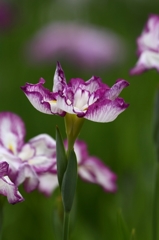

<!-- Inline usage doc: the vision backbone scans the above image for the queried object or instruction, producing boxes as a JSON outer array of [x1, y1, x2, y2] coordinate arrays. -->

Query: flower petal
[[15, 163, 39, 192], [0, 161, 9, 177], [130, 50, 159, 75], [26, 134, 56, 172], [78, 157, 117, 192], [53, 62, 67, 92], [28, 134, 56, 158], [131, 14, 159, 75], [0, 146, 21, 180], [21, 78, 65, 116], [38, 173, 58, 196], [0, 112, 25, 154], [73, 140, 88, 164], [105, 79, 129, 100], [0, 176, 24, 204], [85, 98, 129, 122]]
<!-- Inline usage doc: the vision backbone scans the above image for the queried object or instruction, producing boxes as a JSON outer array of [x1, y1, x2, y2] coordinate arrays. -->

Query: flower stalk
[[64, 113, 84, 156], [63, 212, 70, 240]]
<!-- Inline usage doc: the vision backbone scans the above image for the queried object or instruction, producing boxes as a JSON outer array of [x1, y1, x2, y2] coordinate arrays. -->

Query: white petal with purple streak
[[0, 112, 25, 154], [78, 157, 117, 192], [38, 173, 58, 196], [0, 176, 24, 204]]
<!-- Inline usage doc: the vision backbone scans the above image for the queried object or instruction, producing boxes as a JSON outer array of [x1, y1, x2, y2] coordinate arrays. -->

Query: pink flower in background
[[21, 62, 129, 123], [25, 22, 126, 70], [130, 14, 159, 75]]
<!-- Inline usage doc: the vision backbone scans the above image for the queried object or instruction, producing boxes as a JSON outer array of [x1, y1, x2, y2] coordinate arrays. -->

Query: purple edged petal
[[21, 78, 65, 116], [84, 76, 109, 93], [0, 176, 24, 204], [15, 163, 39, 192], [0, 112, 25, 154], [26, 134, 56, 173], [38, 173, 58, 196], [78, 157, 117, 192], [85, 98, 129, 122], [130, 50, 159, 75], [73, 140, 89, 164], [105, 79, 129, 100], [53, 62, 67, 92], [28, 134, 56, 158], [0, 146, 22, 180], [0, 161, 9, 177]]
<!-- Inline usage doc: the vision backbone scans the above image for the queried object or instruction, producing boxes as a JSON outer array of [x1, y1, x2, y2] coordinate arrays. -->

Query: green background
[[0, 0, 159, 239]]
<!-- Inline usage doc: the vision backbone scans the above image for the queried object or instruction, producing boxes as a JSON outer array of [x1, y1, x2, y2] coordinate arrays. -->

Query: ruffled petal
[[28, 134, 56, 158], [0, 176, 24, 204], [26, 134, 56, 172], [105, 79, 129, 100], [0, 112, 25, 154], [53, 62, 67, 92], [0, 146, 21, 180], [21, 78, 65, 116], [85, 98, 129, 122], [0, 161, 9, 177], [78, 157, 117, 192], [38, 173, 58, 196], [85, 76, 109, 93], [56, 94, 74, 114], [15, 163, 39, 192]]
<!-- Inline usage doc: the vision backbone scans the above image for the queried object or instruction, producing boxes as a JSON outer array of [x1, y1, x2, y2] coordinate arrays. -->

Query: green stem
[[152, 162, 159, 240], [63, 212, 70, 240]]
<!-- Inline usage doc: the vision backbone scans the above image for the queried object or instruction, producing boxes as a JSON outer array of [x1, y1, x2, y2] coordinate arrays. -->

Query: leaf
[[152, 162, 159, 240], [61, 150, 77, 213], [117, 210, 129, 240], [56, 126, 67, 189]]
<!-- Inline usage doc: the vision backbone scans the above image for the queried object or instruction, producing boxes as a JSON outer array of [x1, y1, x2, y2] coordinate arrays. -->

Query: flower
[[21, 62, 129, 123], [130, 14, 159, 75], [0, 112, 56, 194], [39, 139, 117, 195], [0, 161, 24, 204], [25, 21, 126, 71]]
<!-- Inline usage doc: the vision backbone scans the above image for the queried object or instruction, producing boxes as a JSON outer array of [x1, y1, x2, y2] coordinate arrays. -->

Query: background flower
[[0, 161, 24, 204], [25, 21, 126, 71], [0, 112, 56, 193], [130, 14, 159, 75]]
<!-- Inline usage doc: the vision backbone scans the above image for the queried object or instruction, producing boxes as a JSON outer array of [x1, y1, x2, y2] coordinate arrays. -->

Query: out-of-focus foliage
[[0, 0, 159, 239]]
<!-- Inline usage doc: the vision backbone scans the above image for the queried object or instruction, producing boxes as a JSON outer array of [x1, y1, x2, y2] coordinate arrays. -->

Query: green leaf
[[61, 150, 77, 213], [153, 89, 159, 161], [56, 126, 67, 188], [117, 210, 129, 240], [152, 162, 159, 240]]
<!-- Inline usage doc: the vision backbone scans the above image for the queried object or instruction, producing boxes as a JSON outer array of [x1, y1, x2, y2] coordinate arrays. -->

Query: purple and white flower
[[25, 22, 126, 71], [21, 62, 129, 123], [40, 139, 117, 195], [0, 112, 56, 194], [0, 161, 24, 204], [130, 14, 159, 75]]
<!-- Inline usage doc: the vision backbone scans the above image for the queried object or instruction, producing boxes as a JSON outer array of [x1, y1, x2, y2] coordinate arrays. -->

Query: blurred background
[[0, 0, 159, 239]]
